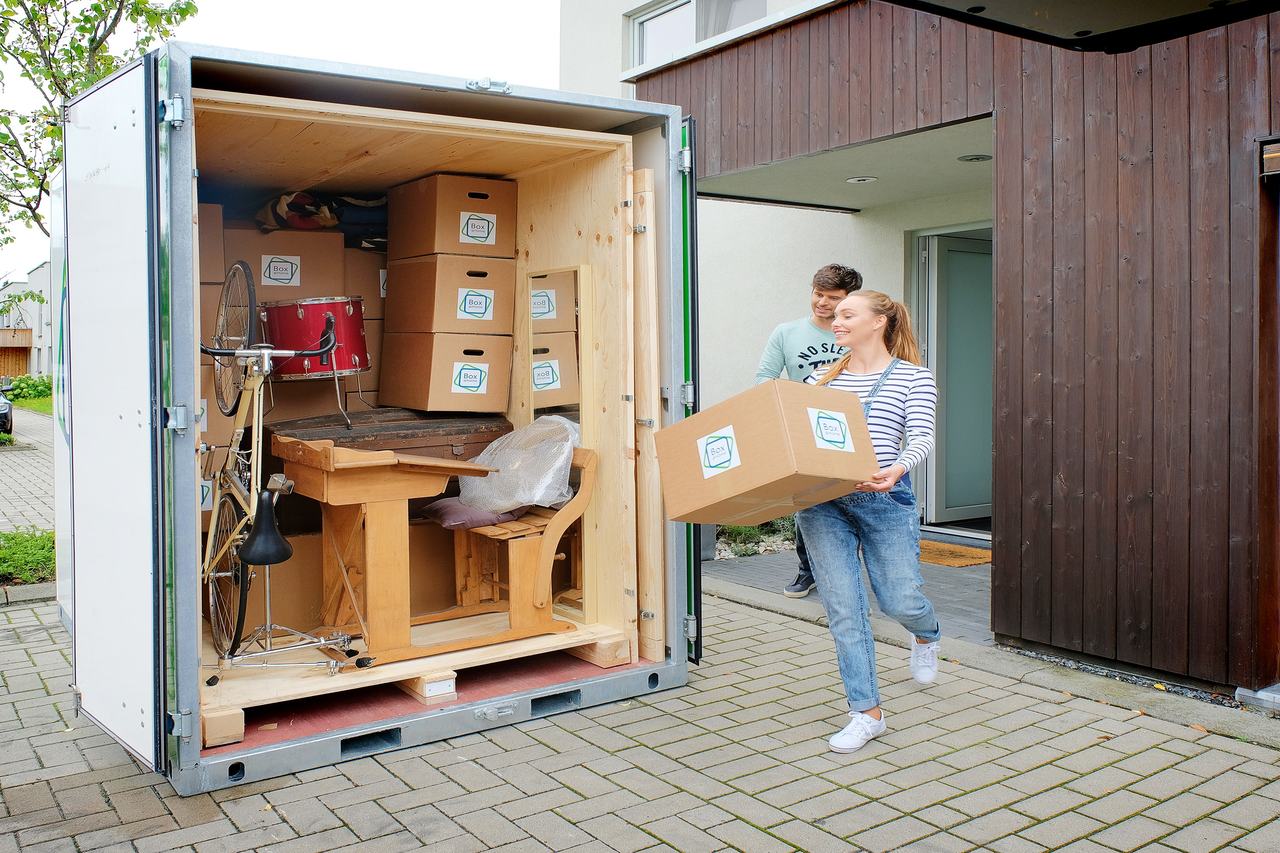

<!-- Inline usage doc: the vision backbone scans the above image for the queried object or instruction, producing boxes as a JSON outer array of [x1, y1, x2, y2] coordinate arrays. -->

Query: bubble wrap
[[458, 415, 581, 514]]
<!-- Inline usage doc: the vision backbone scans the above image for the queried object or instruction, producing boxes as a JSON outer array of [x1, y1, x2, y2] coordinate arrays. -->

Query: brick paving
[[0, 408, 54, 532], [5, 597, 1280, 852]]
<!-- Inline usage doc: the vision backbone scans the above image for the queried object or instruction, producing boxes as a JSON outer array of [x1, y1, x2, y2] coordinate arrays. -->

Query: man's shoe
[[783, 571, 816, 598], [829, 711, 887, 753], [910, 638, 940, 685]]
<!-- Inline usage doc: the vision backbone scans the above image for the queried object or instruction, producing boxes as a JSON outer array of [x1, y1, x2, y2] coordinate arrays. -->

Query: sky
[[0, 0, 561, 283]]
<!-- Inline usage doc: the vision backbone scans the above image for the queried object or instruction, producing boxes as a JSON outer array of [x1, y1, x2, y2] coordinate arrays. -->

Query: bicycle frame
[[200, 364, 267, 582]]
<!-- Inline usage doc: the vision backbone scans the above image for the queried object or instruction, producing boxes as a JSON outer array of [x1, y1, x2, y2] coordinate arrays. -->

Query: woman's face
[[831, 294, 885, 348]]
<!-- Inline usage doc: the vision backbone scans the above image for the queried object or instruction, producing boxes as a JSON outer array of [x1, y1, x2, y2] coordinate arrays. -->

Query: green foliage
[[729, 542, 759, 557], [720, 525, 764, 546], [4, 373, 51, 398], [12, 394, 51, 414], [0, 0, 198, 243], [0, 431, 12, 446], [0, 288, 44, 324], [0, 526, 55, 584]]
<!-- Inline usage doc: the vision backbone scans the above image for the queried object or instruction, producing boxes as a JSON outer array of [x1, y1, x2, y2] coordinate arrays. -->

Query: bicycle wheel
[[214, 261, 258, 417], [208, 493, 252, 658]]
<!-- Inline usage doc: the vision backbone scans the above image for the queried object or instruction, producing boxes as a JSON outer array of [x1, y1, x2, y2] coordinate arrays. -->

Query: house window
[[696, 0, 766, 41], [635, 1, 695, 67]]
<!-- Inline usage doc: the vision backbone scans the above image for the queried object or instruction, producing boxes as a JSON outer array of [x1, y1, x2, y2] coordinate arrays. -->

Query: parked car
[[0, 377, 13, 435]]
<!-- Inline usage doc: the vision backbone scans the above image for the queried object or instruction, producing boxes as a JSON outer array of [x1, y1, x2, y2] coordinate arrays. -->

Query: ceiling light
[[845, 176, 878, 184], [957, 154, 992, 162]]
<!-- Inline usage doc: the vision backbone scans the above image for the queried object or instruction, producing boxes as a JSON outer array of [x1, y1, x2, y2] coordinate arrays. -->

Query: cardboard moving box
[[531, 332, 579, 409], [654, 380, 880, 525], [343, 249, 386, 319], [379, 332, 513, 413], [388, 174, 517, 260], [385, 255, 515, 335], [223, 227, 346, 302], [344, 319, 382, 393], [529, 270, 577, 333], [198, 204, 225, 283]]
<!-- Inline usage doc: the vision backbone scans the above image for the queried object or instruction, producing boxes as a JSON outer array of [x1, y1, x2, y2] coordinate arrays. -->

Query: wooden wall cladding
[[638, 2, 1280, 690]]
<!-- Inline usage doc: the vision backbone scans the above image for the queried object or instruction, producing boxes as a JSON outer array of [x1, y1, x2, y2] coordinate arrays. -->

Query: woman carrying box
[[799, 290, 940, 754]]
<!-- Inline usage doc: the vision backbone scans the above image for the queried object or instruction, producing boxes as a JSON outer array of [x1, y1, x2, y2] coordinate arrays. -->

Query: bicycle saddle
[[239, 489, 295, 566]]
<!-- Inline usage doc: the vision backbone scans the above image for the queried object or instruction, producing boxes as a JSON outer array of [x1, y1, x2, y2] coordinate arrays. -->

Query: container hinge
[[640, 609, 656, 620], [166, 709, 195, 739], [465, 77, 512, 95], [164, 405, 190, 434], [680, 382, 696, 408], [633, 224, 648, 234], [636, 417, 654, 428], [159, 95, 185, 129], [684, 614, 698, 642], [678, 147, 693, 174]]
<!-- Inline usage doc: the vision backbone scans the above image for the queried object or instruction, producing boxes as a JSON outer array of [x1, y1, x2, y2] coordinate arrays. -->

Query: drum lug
[[346, 303, 354, 316], [303, 358, 310, 373], [296, 307, 305, 319]]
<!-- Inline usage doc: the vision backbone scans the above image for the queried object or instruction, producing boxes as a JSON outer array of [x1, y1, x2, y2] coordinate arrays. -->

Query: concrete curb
[[703, 576, 1280, 750], [1, 581, 55, 606]]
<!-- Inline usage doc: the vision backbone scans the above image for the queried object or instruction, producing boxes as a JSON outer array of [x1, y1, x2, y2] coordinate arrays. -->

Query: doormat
[[921, 539, 991, 567]]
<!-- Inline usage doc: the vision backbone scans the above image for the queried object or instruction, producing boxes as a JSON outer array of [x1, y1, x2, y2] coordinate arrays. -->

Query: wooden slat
[[916, 12, 942, 127], [790, 18, 811, 157], [849, 0, 872, 144], [737, 39, 755, 174], [1257, 161, 1280, 690], [675, 62, 692, 117], [1151, 38, 1193, 676], [967, 25, 995, 114], [1188, 27, 1231, 685], [990, 32, 1024, 639], [828, 3, 851, 149], [1227, 17, 1269, 688], [1081, 51, 1119, 660], [719, 46, 738, 174], [705, 51, 723, 176], [754, 31, 773, 165], [1115, 46, 1155, 667], [1271, 13, 1280, 135], [691, 57, 708, 177], [892, 5, 918, 133], [1049, 47, 1085, 654], [940, 16, 968, 123], [1020, 39, 1053, 645], [772, 26, 791, 162], [809, 12, 830, 155], [870, 2, 894, 138]]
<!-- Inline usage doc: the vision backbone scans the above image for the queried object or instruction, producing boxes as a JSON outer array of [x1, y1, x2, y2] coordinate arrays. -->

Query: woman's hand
[[856, 463, 907, 492]]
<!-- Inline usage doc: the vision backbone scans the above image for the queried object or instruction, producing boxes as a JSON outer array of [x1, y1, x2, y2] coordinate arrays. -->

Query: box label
[[532, 359, 562, 391], [452, 362, 490, 394], [457, 288, 495, 321], [379, 269, 387, 298], [807, 408, 855, 453], [200, 479, 214, 512], [459, 212, 498, 245], [697, 426, 742, 479], [261, 255, 301, 286], [531, 290, 557, 320]]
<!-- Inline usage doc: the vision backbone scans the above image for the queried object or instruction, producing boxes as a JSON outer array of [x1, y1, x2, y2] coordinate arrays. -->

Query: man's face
[[811, 287, 846, 320]]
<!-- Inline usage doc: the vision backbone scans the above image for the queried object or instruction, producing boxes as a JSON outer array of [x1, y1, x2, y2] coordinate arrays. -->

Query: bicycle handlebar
[[200, 314, 337, 360]]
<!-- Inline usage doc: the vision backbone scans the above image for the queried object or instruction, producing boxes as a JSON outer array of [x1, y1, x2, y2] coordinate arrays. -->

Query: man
[[755, 263, 862, 597]]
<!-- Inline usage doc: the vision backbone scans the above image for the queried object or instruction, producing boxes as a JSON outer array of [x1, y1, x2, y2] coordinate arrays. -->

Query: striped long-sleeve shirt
[[806, 361, 938, 473]]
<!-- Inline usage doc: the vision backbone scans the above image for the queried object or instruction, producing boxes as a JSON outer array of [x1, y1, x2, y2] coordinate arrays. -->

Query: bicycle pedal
[[345, 649, 359, 658], [205, 675, 220, 687], [355, 656, 375, 668]]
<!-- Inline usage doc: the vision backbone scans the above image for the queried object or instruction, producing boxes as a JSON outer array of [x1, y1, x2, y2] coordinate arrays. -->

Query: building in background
[[0, 262, 53, 376]]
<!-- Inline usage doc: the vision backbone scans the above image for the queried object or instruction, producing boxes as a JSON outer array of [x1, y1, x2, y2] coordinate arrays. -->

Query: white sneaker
[[910, 638, 940, 684], [829, 711, 887, 753]]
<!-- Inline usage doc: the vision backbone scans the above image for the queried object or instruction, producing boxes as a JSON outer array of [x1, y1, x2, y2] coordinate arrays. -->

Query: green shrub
[[763, 516, 797, 540], [730, 542, 759, 558], [0, 527, 55, 585], [4, 374, 52, 400], [720, 525, 765, 546], [0, 433, 12, 446]]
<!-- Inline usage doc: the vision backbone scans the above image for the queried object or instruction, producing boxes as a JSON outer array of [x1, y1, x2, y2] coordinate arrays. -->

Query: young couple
[[755, 264, 941, 754]]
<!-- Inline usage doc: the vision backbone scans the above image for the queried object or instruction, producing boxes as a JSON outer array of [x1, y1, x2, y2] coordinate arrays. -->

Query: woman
[[799, 290, 940, 754]]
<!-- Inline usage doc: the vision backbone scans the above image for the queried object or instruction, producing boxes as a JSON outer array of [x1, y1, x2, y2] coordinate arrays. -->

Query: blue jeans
[[797, 476, 940, 712]]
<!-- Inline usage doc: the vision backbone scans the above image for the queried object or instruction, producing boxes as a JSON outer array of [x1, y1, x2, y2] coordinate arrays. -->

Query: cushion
[[420, 497, 528, 530]]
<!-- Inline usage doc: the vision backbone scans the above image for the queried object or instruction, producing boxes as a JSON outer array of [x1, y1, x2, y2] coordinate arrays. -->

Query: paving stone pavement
[[4, 597, 1280, 852], [0, 408, 54, 532]]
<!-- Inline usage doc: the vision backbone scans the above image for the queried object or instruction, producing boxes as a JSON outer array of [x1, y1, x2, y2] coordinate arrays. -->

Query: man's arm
[[754, 326, 786, 384]]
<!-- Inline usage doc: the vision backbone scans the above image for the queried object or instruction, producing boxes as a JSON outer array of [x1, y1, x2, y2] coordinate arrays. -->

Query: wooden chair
[[451, 448, 597, 638]]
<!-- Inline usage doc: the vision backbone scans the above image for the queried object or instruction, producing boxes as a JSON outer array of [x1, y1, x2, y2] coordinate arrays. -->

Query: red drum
[[260, 296, 371, 381]]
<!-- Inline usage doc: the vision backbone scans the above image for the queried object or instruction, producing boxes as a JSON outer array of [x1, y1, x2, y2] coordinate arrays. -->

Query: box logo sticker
[[262, 255, 301, 286], [379, 269, 387, 298], [452, 362, 489, 394], [200, 479, 213, 512], [459, 212, 497, 245], [457, 288, 495, 320], [532, 359, 561, 391], [697, 426, 742, 479], [807, 408, 854, 453], [531, 289, 557, 320]]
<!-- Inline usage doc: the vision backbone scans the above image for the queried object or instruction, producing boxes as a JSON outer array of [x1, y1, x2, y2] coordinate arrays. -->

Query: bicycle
[[200, 260, 360, 673]]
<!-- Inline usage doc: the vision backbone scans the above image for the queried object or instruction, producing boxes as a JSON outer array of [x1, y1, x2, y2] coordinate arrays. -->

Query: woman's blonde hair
[[816, 291, 922, 386]]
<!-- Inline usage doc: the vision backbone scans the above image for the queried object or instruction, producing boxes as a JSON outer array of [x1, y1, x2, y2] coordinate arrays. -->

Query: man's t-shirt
[[755, 317, 846, 383]]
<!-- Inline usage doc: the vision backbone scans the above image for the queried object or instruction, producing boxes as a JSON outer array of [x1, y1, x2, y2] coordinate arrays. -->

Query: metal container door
[[681, 116, 703, 664], [63, 55, 165, 769]]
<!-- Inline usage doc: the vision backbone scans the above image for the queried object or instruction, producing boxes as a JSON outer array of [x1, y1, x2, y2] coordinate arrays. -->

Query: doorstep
[[1, 581, 55, 606], [703, 573, 1280, 750]]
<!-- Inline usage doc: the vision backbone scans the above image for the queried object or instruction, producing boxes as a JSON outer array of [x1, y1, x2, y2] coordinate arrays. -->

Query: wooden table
[[272, 435, 494, 667]]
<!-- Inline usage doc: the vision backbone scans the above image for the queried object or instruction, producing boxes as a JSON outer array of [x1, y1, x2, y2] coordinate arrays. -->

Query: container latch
[[166, 709, 195, 739], [466, 78, 512, 95]]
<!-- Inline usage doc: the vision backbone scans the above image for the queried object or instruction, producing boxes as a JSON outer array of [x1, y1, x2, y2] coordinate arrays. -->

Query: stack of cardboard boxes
[[528, 269, 580, 408]]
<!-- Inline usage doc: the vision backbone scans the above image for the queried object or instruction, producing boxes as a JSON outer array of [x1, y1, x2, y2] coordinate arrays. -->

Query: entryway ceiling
[[698, 117, 993, 212]]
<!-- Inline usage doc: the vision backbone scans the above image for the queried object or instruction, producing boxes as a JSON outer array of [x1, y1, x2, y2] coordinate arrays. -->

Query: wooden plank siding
[[636, 2, 1280, 690]]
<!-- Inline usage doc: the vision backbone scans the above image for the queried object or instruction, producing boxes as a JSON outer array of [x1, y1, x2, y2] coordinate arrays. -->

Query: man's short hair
[[812, 263, 863, 293]]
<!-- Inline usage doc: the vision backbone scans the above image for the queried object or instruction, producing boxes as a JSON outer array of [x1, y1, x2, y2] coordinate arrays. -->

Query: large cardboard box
[[529, 270, 577, 334], [240, 534, 325, 632], [344, 319, 382, 393], [379, 332, 512, 413], [343, 249, 386, 319], [388, 174, 517, 260], [654, 380, 880, 525], [384, 254, 516, 335], [262, 379, 345, 423], [223, 227, 346, 302], [198, 204, 225, 283], [531, 332, 579, 409]]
